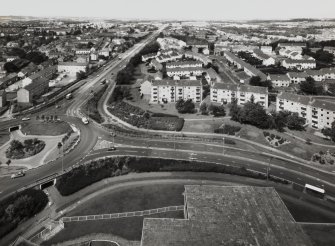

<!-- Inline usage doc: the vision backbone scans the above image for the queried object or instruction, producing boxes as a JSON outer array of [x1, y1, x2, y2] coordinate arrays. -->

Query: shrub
[[270, 134, 275, 139], [263, 131, 270, 137], [56, 157, 289, 196], [6, 139, 45, 159], [0, 189, 48, 239]]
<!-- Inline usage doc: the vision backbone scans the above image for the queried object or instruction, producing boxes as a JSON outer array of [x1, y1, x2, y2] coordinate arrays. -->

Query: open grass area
[[302, 224, 335, 246], [44, 211, 183, 245], [67, 184, 185, 216], [20, 120, 72, 136], [0, 132, 10, 146]]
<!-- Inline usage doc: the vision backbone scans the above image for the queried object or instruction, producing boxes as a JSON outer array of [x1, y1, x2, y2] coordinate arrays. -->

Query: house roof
[[312, 99, 335, 112], [166, 61, 203, 67], [58, 62, 88, 67], [277, 92, 311, 105], [24, 77, 48, 92], [253, 48, 271, 60], [269, 74, 290, 81], [283, 59, 316, 64], [152, 79, 201, 87], [166, 67, 205, 73], [287, 72, 308, 78]]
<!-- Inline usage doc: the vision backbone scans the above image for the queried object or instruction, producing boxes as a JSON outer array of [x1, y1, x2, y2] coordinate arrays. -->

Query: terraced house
[[210, 83, 268, 108], [150, 80, 202, 104], [276, 92, 335, 129]]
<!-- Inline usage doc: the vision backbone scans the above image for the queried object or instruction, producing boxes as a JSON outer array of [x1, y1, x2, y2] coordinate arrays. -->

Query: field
[[44, 184, 185, 244], [20, 120, 73, 136], [301, 224, 335, 246]]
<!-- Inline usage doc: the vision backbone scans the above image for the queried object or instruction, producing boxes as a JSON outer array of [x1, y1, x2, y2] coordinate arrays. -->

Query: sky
[[1, 0, 335, 21]]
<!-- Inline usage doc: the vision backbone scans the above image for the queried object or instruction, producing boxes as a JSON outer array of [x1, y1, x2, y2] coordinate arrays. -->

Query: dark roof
[[24, 77, 48, 92]]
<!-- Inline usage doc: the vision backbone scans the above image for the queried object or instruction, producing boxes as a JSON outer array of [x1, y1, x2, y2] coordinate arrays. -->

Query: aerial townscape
[[1, 1, 335, 246]]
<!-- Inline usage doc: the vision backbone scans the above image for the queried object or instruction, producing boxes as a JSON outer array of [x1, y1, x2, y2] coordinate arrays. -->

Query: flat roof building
[[141, 185, 312, 246]]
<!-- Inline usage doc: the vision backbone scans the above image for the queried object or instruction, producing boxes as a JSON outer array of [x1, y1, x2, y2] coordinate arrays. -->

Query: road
[[1, 24, 335, 205]]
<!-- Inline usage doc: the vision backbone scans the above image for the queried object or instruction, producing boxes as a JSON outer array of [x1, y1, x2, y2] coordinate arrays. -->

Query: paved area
[[0, 130, 64, 169]]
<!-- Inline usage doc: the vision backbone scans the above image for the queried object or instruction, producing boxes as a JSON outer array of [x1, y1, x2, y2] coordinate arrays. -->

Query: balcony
[[312, 115, 318, 119], [301, 107, 307, 111], [279, 106, 284, 110]]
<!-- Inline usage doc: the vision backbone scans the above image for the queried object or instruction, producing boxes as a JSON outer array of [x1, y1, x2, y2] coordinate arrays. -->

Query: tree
[[273, 110, 291, 131], [249, 76, 262, 86], [76, 71, 87, 80], [175, 99, 195, 114], [322, 121, 335, 142], [212, 105, 226, 117], [200, 103, 208, 115], [229, 99, 242, 122], [286, 113, 306, 131], [300, 77, 324, 95], [4, 62, 19, 73], [240, 101, 271, 129]]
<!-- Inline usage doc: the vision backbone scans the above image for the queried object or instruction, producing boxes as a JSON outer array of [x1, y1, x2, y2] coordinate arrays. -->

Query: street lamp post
[[267, 157, 273, 182], [222, 137, 225, 155]]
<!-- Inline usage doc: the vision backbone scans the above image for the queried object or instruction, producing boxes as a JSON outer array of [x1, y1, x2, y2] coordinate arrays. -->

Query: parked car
[[21, 117, 30, 121], [107, 147, 116, 151]]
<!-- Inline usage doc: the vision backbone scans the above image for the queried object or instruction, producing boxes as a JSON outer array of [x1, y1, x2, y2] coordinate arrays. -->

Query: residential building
[[278, 42, 306, 52], [142, 53, 158, 62], [166, 67, 205, 77], [268, 74, 290, 87], [252, 49, 276, 66], [224, 51, 267, 81], [17, 77, 49, 103], [166, 61, 203, 69], [184, 51, 211, 66], [276, 92, 335, 129], [287, 72, 308, 84], [210, 83, 268, 108], [140, 185, 312, 246], [0, 73, 18, 87], [150, 79, 202, 104], [156, 52, 182, 63], [57, 62, 88, 75], [22, 66, 57, 86], [281, 59, 316, 70], [150, 59, 163, 70], [205, 68, 222, 85], [260, 45, 273, 55]]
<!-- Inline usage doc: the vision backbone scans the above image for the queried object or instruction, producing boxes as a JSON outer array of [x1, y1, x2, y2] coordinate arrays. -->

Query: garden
[[263, 131, 290, 147], [107, 101, 184, 131], [6, 138, 46, 159], [312, 151, 335, 165]]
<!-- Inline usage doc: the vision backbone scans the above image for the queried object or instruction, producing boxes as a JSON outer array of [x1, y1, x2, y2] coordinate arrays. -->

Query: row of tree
[[229, 98, 306, 131]]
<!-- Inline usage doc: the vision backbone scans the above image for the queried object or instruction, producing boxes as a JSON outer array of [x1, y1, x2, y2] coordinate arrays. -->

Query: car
[[21, 117, 30, 121], [107, 147, 116, 151], [55, 105, 61, 109], [11, 171, 25, 179], [82, 117, 89, 125], [48, 201, 53, 207], [44, 190, 49, 196], [97, 75, 100, 77]]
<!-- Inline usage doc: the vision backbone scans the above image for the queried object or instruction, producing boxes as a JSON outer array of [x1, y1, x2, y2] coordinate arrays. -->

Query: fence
[[61, 205, 184, 223]]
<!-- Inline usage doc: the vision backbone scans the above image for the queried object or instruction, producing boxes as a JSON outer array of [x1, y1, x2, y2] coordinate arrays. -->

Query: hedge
[[107, 101, 184, 131], [0, 189, 48, 239], [56, 157, 289, 196]]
